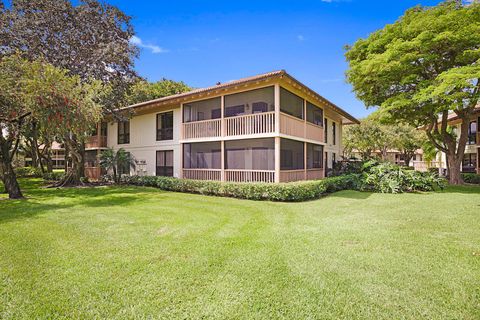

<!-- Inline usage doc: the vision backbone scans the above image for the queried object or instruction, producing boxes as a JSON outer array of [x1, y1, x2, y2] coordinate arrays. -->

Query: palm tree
[[99, 148, 136, 183]]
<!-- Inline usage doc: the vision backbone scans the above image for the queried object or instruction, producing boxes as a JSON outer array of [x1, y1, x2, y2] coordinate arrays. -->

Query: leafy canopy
[[345, 1, 480, 126], [127, 79, 192, 105]]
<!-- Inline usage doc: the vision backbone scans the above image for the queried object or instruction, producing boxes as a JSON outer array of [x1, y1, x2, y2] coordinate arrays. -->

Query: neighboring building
[[22, 142, 66, 170], [435, 107, 480, 174], [84, 70, 359, 182], [350, 149, 423, 167]]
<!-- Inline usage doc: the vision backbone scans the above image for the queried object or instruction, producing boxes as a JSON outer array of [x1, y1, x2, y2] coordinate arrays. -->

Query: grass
[[1, 179, 479, 319]]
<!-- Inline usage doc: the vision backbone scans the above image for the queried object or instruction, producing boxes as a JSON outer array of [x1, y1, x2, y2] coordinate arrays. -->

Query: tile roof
[[122, 70, 360, 124]]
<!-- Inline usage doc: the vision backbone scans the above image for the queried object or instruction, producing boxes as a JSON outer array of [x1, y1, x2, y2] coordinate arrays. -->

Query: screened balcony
[[182, 97, 222, 139], [183, 141, 222, 181], [225, 138, 275, 183], [224, 87, 275, 137], [182, 87, 276, 140]]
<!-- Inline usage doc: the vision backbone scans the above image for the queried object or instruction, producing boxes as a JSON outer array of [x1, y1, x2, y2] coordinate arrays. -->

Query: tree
[[0, 0, 139, 183], [391, 124, 427, 167], [345, 1, 480, 184], [0, 55, 103, 198], [127, 79, 192, 105], [100, 148, 136, 184], [0, 56, 29, 199], [343, 119, 386, 160]]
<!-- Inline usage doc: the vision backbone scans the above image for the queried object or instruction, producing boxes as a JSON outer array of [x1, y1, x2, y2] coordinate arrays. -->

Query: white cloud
[[130, 35, 168, 54], [297, 35, 305, 42]]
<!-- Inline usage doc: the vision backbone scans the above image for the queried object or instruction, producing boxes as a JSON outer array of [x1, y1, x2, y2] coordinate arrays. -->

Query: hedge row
[[124, 174, 361, 202]]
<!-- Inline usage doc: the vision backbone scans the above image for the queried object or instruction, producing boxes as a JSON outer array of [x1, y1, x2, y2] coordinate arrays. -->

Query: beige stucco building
[[85, 70, 359, 182]]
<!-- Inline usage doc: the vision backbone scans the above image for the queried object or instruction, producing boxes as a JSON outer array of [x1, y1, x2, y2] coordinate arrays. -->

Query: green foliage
[[127, 79, 192, 105], [100, 148, 136, 184], [343, 119, 386, 159], [462, 173, 480, 184], [345, 1, 480, 184], [360, 160, 446, 193], [14, 167, 42, 178], [123, 175, 361, 202]]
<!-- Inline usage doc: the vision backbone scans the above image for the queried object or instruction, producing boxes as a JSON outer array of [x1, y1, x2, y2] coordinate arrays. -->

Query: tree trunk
[[447, 153, 463, 185], [0, 158, 23, 199]]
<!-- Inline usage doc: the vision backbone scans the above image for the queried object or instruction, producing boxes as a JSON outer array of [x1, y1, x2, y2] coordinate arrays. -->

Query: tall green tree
[[0, 0, 139, 183], [127, 79, 192, 105], [345, 0, 480, 184]]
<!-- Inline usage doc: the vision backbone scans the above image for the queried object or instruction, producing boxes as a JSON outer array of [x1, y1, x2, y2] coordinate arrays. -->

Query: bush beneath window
[[462, 173, 480, 184], [123, 174, 361, 202]]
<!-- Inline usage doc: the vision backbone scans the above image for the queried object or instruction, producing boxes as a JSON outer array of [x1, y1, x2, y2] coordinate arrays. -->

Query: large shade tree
[[0, 0, 139, 183], [345, 0, 480, 184], [0, 55, 103, 198]]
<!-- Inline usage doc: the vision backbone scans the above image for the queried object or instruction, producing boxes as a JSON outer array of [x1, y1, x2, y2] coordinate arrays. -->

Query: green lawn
[[1, 179, 479, 319]]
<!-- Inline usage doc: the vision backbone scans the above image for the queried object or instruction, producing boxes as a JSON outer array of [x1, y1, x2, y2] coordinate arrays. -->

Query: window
[[324, 119, 328, 143], [118, 121, 130, 144], [225, 105, 245, 117], [280, 139, 304, 170], [156, 150, 174, 176], [332, 153, 336, 165], [332, 122, 336, 145], [225, 86, 274, 117], [468, 121, 477, 145], [462, 153, 477, 173], [306, 102, 323, 126], [280, 88, 304, 119], [307, 144, 324, 169], [157, 111, 174, 141]]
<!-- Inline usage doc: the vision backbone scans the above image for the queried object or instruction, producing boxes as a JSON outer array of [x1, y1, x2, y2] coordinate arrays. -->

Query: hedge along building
[[85, 70, 359, 183]]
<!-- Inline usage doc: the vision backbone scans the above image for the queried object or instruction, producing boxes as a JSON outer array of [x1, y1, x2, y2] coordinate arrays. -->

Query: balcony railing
[[224, 111, 275, 137], [279, 170, 305, 183], [306, 169, 324, 180], [182, 111, 325, 143], [85, 136, 107, 148], [183, 168, 221, 181], [182, 118, 221, 140], [225, 169, 275, 183]]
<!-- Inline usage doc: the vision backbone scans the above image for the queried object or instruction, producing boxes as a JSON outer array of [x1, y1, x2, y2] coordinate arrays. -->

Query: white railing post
[[274, 84, 280, 135], [275, 136, 280, 183]]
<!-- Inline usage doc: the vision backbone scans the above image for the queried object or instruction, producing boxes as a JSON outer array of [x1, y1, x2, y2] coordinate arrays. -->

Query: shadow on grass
[[0, 182, 167, 225]]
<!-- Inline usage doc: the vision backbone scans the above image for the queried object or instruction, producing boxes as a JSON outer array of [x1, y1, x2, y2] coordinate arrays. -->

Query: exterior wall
[[107, 108, 183, 178]]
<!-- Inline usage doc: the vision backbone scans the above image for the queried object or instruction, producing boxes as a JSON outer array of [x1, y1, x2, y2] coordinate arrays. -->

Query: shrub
[[360, 160, 445, 193], [462, 173, 480, 184], [15, 166, 42, 178], [124, 174, 361, 202]]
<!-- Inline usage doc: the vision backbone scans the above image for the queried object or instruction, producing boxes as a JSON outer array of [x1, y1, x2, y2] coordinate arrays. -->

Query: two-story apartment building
[[84, 70, 359, 183]]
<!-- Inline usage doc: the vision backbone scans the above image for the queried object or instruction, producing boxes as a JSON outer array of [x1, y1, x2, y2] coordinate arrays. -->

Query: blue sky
[[110, 0, 443, 118]]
